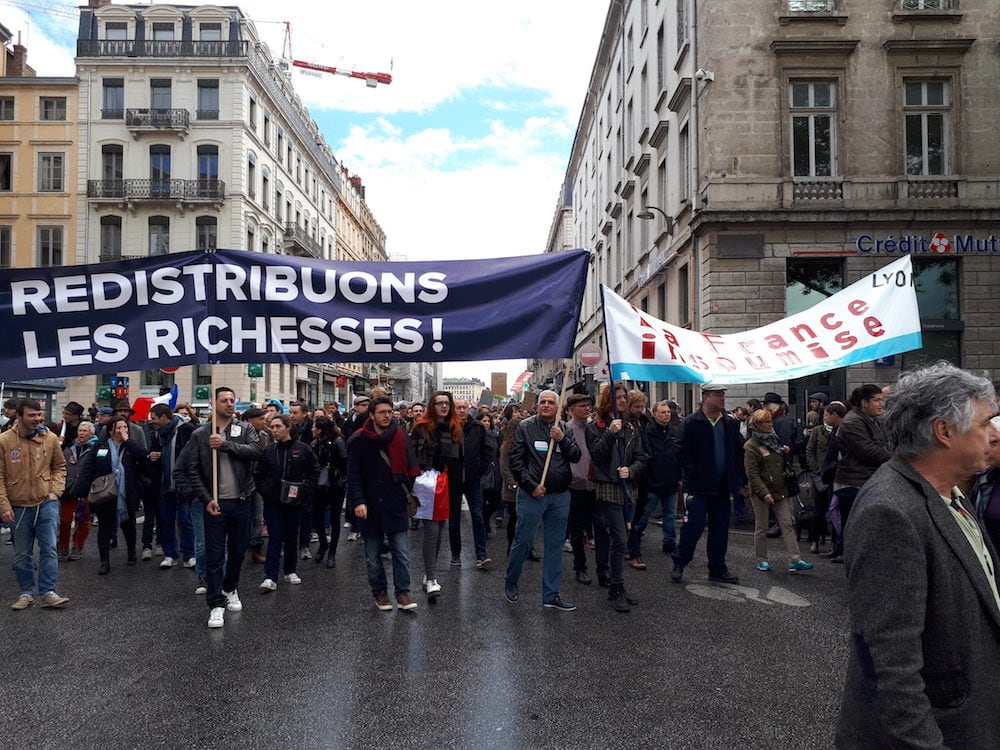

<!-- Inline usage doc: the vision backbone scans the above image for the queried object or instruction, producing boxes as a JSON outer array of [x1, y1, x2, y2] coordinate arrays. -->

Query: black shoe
[[610, 589, 631, 613], [543, 595, 576, 612], [624, 589, 639, 606], [597, 573, 610, 588], [709, 570, 740, 584], [126, 551, 137, 566], [765, 524, 781, 539], [314, 548, 327, 564], [504, 582, 519, 603], [829, 555, 844, 564], [98, 560, 110, 575], [824, 550, 841, 559], [671, 564, 684, 584], [662, 541, 675, 555], [575, 570, 592, 585], [527, 549, 542, 563], [325, 555, 336, 569]]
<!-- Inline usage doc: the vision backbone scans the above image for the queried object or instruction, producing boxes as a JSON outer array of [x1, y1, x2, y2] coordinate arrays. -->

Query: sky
[[2, 0, 608, 390]]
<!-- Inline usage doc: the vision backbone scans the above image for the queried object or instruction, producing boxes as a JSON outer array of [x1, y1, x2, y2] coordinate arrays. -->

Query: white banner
[[604, 255, 922, 385]]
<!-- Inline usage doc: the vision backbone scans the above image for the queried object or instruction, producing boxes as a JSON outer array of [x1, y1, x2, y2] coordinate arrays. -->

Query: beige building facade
[[547, 0, 999, 419]]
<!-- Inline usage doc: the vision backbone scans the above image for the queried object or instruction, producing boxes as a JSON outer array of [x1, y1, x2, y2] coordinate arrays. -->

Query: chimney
[[89, 0, 113, 7], [8, 45, 35, 77]]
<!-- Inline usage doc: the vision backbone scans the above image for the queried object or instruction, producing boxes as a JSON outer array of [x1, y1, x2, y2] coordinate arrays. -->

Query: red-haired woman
[[410, 390, 464, 599]]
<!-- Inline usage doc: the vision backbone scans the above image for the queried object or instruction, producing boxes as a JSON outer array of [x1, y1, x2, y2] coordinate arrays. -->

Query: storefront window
[[785, 258, 844, 315]]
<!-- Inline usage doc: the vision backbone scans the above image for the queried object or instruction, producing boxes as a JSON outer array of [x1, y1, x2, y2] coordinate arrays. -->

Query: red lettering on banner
[[820, 313, 841, 330], [848, 299, 868, 316], [766, 334, 787, 350], [864, 316, 885, 337], [702, 333, 724, 353], [642, 332, 657, 359], [835, 330, 858, 349]]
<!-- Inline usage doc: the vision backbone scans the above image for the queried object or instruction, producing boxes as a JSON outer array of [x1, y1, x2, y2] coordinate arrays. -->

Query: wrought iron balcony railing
[[87, 178, 225, 201]]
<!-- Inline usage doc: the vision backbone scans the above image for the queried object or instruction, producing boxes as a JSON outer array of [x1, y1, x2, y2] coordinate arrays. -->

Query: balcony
[[77, 39, 250, 59], [284, 223, 322, 259], [87, 179, 225, 208], [126, 108, 190, 138]]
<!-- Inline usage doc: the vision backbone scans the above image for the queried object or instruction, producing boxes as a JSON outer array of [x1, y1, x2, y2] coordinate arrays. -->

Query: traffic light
[[247, 363, 263, 378]]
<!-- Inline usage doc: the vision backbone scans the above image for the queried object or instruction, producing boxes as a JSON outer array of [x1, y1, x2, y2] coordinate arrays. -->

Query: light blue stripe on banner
[[609, 331, 923, 384]]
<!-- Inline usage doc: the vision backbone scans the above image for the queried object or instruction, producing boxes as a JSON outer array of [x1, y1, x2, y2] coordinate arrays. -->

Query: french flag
[[129, 383, 179, 422]]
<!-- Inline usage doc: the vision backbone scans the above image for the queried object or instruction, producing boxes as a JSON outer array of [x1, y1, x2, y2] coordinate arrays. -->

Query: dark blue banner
[[0, 248, 590, 380]]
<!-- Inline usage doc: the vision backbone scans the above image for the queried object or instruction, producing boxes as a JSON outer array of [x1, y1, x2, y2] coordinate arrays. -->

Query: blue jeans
[[159, 489, 194, 560], [203, 499, 251, 609], [190, 500, 206, 578], [450, 478, 488, 560], [363, 530, 411, 596], [627, 489, 677, 558], [12, 500, 60, 597], [672, 492, 732, 575], [263, 502, 302, 581], [505, 488, 570, 603]]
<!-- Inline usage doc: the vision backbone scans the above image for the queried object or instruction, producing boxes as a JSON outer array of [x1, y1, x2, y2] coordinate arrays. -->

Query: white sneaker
[[426, 579, 442, 598], [160, 556, 177, 569], [195, 578, 207, 595], [260, 578, 277, 592], [223, 589, 242, 612], [207, 607, 225, 628], [141, 548, 153, 561], [284, 572, 302, 585], [154, 545, 164, 557], [347, 532, 359, 542], [183, 557, 196, 569]]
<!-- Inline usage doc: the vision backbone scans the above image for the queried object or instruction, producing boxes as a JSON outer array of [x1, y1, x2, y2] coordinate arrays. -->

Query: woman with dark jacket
[[478, 412, 503, 533], [628, 401, 682, 559], [744, 409, 813, 573], [410, 390, 464, 599], [586, 383, 647, 612], [310, 417, 348, 568], [254, 414, 319, 592], [73, 415, 149, 574], [830, 384, 891, 562]]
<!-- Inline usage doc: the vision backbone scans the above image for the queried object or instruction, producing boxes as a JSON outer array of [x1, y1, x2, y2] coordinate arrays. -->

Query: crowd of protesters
[[1, 367, 998, 634]]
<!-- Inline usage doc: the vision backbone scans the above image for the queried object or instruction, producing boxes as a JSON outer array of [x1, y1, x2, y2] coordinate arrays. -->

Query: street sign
[[579, 343, 603, 367], [160, 367, 180, 374]]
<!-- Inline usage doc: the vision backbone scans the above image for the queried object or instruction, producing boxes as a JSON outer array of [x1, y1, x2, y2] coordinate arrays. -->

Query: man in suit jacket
[[837, 362, 1000, 749]]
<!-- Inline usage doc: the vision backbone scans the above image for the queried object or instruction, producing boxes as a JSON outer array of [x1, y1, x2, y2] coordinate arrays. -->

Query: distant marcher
[[59, 420, 97, 561]]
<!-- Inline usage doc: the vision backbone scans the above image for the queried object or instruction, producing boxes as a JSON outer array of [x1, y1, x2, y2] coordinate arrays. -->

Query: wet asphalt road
[[0, 516, 849, 749]]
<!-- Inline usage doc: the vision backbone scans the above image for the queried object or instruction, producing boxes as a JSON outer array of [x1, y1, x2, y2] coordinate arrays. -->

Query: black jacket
[[643, 420, 682, 491], [679, 409, 745, 495], [509, 415, 581, 495], [254, 438, 319, 506], [461, 415, 493, 483], [346, 421, 418, 535], [73, 437, 148, 514], [186, 420, 262, 503], [586, 419, 647, 486]]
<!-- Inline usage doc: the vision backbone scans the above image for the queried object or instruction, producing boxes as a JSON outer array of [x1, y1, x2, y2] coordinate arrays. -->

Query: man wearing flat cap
[[564, 392, 597, 584], [671, 384, 744, 584]]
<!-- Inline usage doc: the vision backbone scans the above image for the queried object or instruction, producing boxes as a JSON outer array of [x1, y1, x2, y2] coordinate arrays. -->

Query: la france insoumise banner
[[0, 248, 590, 381], [604, 255, 922, 385]]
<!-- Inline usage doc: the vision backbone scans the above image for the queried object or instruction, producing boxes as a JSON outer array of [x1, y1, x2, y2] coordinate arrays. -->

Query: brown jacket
[[0, 427, 66, 515]]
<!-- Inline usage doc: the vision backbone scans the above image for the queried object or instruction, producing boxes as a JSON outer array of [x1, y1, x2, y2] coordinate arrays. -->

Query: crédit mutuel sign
[[856, 231, 1000, 254]]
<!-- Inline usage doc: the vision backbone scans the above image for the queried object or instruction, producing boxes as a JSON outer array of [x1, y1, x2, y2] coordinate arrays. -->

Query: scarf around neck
[[751, 429, 784, 453], [361, 419, 419, 481]]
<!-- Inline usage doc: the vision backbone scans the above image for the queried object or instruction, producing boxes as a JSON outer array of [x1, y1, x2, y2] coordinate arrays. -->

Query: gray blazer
[[836, 456, 1000, 749]]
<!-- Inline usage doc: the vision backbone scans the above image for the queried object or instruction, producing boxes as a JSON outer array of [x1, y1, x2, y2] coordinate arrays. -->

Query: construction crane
[[259, 20, 392, 88]]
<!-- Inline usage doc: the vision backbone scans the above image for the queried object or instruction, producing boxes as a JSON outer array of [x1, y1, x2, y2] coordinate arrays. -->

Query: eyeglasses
[[373, 409, 393, 416]]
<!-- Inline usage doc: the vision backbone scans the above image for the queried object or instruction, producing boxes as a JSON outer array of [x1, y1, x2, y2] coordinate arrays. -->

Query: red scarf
[[361, 419, 419, 481]]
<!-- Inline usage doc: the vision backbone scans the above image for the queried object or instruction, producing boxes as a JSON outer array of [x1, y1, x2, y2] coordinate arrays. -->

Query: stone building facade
[[547, 0, 999, 419]]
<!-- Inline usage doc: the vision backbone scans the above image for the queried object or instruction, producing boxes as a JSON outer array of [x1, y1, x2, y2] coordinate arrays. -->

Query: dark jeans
[[568, 487, 597, 572], [263, 502, 302, 581], [594, 499, 627, 587], [313, 483, 346, 557], [141, 487, 161, 550], [95, 504, 136, 560], [505, 501, 518, 553], [298, 502, 312, 550], [449, 478, 488, 560], [159, 489, 194, 560], [672, 487, 732, 575], [204, 498, 251, 609], [483, 486, 503, 526], [808, 487, 831, 544], [832, 486, 860, 556], [363, 530, 411, 596]]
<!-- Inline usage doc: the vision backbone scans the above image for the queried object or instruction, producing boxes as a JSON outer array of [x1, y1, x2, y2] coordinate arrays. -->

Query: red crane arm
[[291, 59, 392, 85]]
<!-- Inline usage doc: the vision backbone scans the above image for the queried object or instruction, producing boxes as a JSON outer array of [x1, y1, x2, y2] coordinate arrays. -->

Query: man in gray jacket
[[837, 363, 1000, 748], [187, 387, 262, 629], [503, 390, 582, 611]]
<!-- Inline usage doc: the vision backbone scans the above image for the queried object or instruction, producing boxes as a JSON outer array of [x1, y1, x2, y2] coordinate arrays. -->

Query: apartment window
[[786, 258, 844, 316], [275, 182, 283, 221], [102, 78, 124, 119], [900, 0, 949, 8], [295, 155, 302, 183], [199, 22, 222, 41], [678, 125, 690, 201], [248, 96, 257, 131], [197, 144, 218, 181], [678, 264, 690, 326], [247, 226, 255, 252], [901, 257, 961, 369], [0, 97, 14, 120], [37, 226, 63, 266], [262, 169, 270, 210], [38, 153, 65, 192], [247, 152, 256, 200], [262, 111, 270, 145], [904, 80, 949, 176], [789, 0, 836, 9], [40, 97, 66, 121], [104, 22, 127, 40], [0, 153, 11, 191], [0, 226, 10, 268], [262, 235, 269, 254], [676, 0, 689, 52], [657, 158, 667, 208], [197, 80, 219, 120], [150, 79, 171, 112], [276, 127, 284, 159], [100, 216, 122, 260], [151, 23, 174, 41], [196, 216, 217, 250], [791, 81, 836, 177], [149, 216, 169, 255], [656, 24, 666, 93], [287, 144, 293, 171], [150, 144, 171, 196], [102, 144, 123, 182]]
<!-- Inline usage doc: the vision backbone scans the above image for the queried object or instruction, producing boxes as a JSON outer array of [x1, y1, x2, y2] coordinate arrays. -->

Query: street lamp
[[637, 205, 674, 235]]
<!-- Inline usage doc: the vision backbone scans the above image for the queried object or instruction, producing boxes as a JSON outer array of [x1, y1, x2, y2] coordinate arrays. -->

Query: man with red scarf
[[347, 396, 421, 611]]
